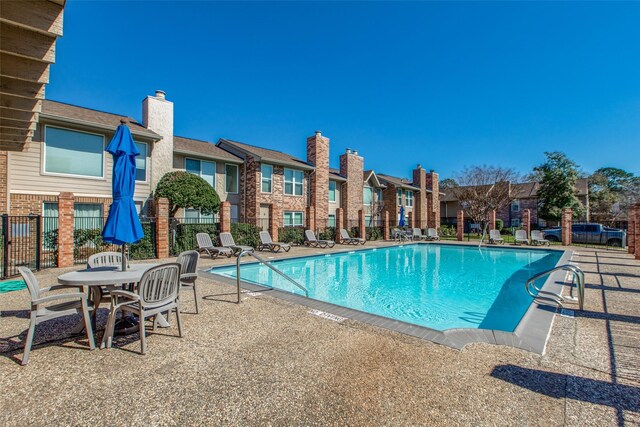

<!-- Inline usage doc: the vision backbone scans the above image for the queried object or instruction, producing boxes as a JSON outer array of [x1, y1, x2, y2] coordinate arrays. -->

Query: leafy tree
[[589, 167, 640, 224], [534, 152, 584, 222], [440, 178, 459, 190], [453, 165, 519, 244], [155, 171, 221, 217]]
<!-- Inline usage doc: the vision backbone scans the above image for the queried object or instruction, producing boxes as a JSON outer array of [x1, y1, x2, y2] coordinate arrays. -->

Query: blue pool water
[[209, 244, 563, 332]]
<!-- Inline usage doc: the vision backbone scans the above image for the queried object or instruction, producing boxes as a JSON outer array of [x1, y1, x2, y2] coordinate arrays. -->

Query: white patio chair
[[304, 230, 335, 248], [258, 231, 291, 252], [340, 228, 365, 245], [514, 229, 530, 245], [412, 228, 427, 240], [18, 267, 96, 365], [177, 250, 200, 314], [87, 251, 127, 306], [426, 228, 440, 241], [392, 228, 412, 242], [489, 229, 504, 244], [104, 263, 183, 354], [219, 232, 254, 255], [531, 230, 550, 246], [195, 233, 233, 258]]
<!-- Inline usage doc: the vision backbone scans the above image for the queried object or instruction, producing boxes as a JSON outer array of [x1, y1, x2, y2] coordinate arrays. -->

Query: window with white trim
[[185, 158, 215, 187], [261, 164, 273, 193], [328, 214, 336, 227], [44, 126, 104, 177], [283, 211, 303, 226], [226, 164, 239, 193], [397, 189, 403, 206], [329, 180, 337, 202], [511, 199, 520, 212], [284, 168, 304, 196], [184, 208, 215, 223], [511, 218, 520, 227], [135, 142, 147, 182], [364, 186, 373, 205], [405, 190, 414, 207]]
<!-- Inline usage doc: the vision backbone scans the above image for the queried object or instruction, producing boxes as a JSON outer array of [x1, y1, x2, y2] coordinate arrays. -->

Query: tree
[[589, 167, 640, 225], [440, 178, 459, 190], [155, 171, 221, 217], [534, 152, 584, 222], [453, 166, 519, 244]]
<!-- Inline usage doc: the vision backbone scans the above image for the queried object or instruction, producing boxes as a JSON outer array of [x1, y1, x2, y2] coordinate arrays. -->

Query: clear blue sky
[[48, 1, 640, 180]]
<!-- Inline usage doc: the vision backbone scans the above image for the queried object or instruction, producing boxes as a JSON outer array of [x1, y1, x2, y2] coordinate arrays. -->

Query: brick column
[[628, 206, 636, 255], [635, 204, 640, 260], [220, 201, 231, 233], [426, 170, 440, 230], [488, 210, 496, 231], [561, 208, 572, 246], [57, 192, 75, 267], [408, 211, 414, 229], [383, 210, 390, 240], [457, 210, 464, 241], [522, 209, 531, 238], [269, 203, 279, 242], [155, 197, 169, 259], [335, 208, 344, 243], [306, 206, 315, 232], [0, 151, 8, 214], [358, 209, 366, 239]]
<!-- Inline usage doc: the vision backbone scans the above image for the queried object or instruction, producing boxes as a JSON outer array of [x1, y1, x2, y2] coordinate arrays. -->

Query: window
[[226, 164, 239, 193], [44, 126, 104, 177], [284, 168, 304, 196], [511, 200, 520, 212], [365, 215, 372, 225], [511, 218, 520, 227], [230, 205, 239, 222], [397, 189, 403, 206], [283, 211, 303, 226], [135, 142, 147, 182], [74, 203, 103, 231], [328, 214, 336, 227], [376, 188, 383, 203], [405, 190, 414, 207], [261, 164, 273, 193], [184, 208, 215, 223], [329, 180, 337, 202], [43, 202, 58, 250], [185, 158, 215, 187], [364, 187, 373, 205]]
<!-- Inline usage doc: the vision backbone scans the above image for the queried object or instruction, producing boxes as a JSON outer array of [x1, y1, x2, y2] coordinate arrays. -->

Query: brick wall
[[155, 197, 169, 259], [0, 151, 7, 214], [57, 192, 74, 267], [426, 170, 440, 229], [9, 193, 111, 216], [561, 208, 572, 245], [307, 131, 329, 223], [412, 166, 428, 228], [457, 210, 464, 241], [339, 149, 364, 226], [382, 184, 399, 224], [628, 205, 635, 255]]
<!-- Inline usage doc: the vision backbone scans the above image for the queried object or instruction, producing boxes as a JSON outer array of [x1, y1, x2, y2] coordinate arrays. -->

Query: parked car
[[543, 223, 627, 247]]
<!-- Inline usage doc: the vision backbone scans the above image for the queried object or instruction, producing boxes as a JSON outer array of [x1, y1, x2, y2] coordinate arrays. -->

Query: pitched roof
[[377, 173, 421, 191], [40, 100, 161, 140], [217, 138, 314, 170], [329, 168, 347, 182], [440, 179, 589, 202], [174, 136, 243, 163]]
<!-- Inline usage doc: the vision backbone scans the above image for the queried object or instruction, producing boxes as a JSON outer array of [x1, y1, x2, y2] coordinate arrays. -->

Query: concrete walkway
[[0, 243, 638, 426]]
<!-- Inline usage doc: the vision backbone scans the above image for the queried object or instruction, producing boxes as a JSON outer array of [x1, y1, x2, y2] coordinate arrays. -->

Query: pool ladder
[[235, 250, 308, 303], [525, 264, 585, 311]]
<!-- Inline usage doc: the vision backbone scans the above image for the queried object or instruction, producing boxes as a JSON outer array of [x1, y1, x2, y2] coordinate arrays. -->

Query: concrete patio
[[0, 242, 638, 426]]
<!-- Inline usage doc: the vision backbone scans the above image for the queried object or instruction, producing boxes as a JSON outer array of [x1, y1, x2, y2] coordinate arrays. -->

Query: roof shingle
[[217, 138, 314, 170], [174, 136, 243, 163]]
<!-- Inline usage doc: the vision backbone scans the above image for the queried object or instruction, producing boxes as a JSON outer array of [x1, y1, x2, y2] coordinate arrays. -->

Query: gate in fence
[[1, 214, 58, 280]]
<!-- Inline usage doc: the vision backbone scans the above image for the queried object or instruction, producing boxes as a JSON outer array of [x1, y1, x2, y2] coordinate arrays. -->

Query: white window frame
[[283, 211, 304, 227], [328, 214, 336, 227], [184, 208, 215, 223], [405, 190, 414, 207], [225, 163, 239, 194], [328, 180, 337, 203], [364, 186, 373, 206], [134, 141, 149, 183], [511, 199, 520, 212], [185, 157, 216, 188], [511, 218, 520, 227], [284, 168, 304, 197], [397, 188, 403, 206], [42, 125, 106, 180], [261, 163, 273, 193]]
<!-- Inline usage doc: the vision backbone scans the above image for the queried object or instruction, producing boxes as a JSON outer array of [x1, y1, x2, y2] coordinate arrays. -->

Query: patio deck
[[1, 242, 638, 425]]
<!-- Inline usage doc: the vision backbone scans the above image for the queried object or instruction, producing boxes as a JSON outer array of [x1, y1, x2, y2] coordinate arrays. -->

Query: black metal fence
[[564, 222, 628, 251], [1, 215, 58, 280]]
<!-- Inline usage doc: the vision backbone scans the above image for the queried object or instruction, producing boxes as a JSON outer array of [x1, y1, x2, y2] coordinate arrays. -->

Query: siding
[[172, 153, 241, 205]]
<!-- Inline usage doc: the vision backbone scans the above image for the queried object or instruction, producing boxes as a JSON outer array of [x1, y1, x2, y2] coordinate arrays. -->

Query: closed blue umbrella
[[398, 205, 405, 227], [102, 120, 144, 271]]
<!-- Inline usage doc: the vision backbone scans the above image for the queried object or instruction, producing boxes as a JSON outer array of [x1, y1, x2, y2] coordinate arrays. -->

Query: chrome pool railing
[[525, 264, 585, 311], [235, 250, 309, 303]]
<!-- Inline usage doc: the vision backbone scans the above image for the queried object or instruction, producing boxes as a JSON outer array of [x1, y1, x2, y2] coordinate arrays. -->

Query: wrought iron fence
[[562, 222, 628, 251], [170, 217, 220, 256], [1, 214, 59, 279]]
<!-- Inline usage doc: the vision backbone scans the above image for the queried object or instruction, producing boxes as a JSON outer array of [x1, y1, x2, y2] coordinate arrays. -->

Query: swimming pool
[[209, 244, 564, 332]]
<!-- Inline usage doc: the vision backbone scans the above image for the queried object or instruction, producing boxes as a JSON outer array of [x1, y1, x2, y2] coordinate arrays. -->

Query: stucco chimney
[[143, 90, 174, 190]]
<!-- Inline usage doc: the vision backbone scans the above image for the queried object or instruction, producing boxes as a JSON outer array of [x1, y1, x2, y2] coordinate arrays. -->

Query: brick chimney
[[426, 170, 440, 229], [339, 148, 364, 226], [307, 130, 330, 223], [412, 164, 428, 229], [143, 90, 174, 190]]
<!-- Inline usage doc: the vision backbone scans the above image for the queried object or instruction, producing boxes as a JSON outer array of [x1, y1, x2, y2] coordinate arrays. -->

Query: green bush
[[172, 223, 219, 256], [129, 221, 156, 260], [318, 227, 336, 241], [278, 227, 305, 245], [350, 226, 360, 238], [439, 225, 457, 237], [366, 226, 383, 241], [495, 219, 504, 231], [231, 223, 260, 247]]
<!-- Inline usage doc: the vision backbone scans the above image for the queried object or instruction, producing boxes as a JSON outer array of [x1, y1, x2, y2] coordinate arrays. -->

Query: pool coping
[[200, 242, 574, 355]]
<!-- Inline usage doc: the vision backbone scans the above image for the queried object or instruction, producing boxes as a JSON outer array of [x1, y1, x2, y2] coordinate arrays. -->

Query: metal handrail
[[525, 264, 585, 311], [235, 250, 308, 303]]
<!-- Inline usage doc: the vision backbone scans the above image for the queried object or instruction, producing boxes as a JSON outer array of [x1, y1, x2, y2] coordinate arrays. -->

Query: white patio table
[[57, 263, 170, 347]]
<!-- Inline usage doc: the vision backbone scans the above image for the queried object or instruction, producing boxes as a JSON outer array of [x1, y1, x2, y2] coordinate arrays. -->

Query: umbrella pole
[[121, 244, 127, 271]]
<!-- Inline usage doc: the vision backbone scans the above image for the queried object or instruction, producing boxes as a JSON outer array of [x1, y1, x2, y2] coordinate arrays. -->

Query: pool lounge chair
[[426, 228, 440, 241], [219, 232, 254, 255], [392, 228, 412, 242], [531, 230, 550, 246], [489, 229, 504, 244], [258, 231, 291, 252], [412, 228, 428, 241], [196, 233, 233, 258], [340, 228, 365, 245], [514, 230, 530, 245], [305, 230, 335, 248]]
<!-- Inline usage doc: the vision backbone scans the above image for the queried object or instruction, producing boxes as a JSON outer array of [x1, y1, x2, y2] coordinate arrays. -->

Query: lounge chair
[[489, 229, 504, 244], [340, 228, 365, 245], [426, 228, 440, 241], [176, 250, 200, 314], [18, 267, 96, 365], [219, 232, 254, 255], [411, 228, 428, 241], [392, 228, 412, 242], [531, 230, 550, 246], [514, 230, 530, 245], [257, 231, 291, 252], [196, 233, 233, 258], [304, 229, 335, 248]]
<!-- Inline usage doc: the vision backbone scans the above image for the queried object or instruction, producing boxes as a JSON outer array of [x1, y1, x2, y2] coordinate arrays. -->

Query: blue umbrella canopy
[[398, 205, 406, 227], [102, 121, 144, 249]]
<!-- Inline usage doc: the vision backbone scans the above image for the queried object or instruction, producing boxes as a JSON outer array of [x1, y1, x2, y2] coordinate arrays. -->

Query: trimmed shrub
[[231, 222, 261, 248], [278, 227, 305, 245], [495, 219, 504, 231], [171, 223, 219, 256], [366, 226, 383, 241]]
